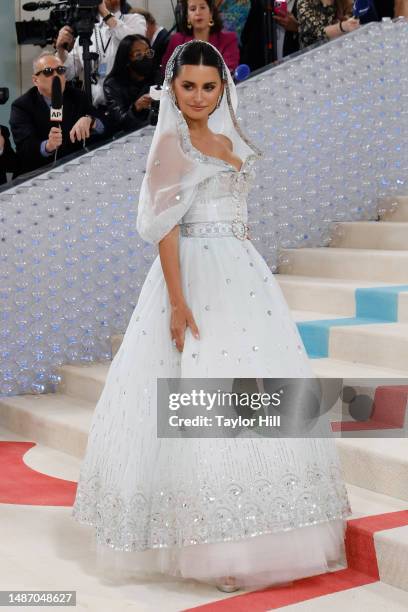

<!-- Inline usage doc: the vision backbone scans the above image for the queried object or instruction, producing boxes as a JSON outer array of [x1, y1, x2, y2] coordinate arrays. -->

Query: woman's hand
[[170, 301, 200, 353], [273, 12, 298, 33], [341, 17, 360, 33], [134, 94, 152, 112]]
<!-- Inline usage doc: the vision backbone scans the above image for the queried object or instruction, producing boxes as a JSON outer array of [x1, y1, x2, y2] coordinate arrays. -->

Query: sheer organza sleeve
[[136, 132, 196, 245]]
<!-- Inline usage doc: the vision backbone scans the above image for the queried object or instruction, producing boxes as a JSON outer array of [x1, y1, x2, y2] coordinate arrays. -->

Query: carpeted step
[[331, 222, 408, 250], [279, 248, 408, 282], [0, 394, 93, 459], [380, 196, 408, 222]]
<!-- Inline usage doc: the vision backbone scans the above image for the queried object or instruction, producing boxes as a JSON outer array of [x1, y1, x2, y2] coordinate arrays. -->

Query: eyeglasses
[[34, 65, 67, 77], [131, 49, 155, 61]]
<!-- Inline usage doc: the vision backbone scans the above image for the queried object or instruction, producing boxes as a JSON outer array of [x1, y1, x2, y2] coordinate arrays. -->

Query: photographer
[[103, 35, 162, 133], [0, 125, 19, 185], [55, 0, 147, 107], [10, 52, 105, 176]]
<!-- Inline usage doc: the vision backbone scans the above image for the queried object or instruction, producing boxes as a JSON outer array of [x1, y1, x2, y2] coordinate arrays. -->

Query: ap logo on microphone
[[50, 107, 63, 121]]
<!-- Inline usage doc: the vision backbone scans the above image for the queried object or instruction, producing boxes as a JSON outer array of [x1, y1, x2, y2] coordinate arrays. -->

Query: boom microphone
[[50, 75, 63, 123]]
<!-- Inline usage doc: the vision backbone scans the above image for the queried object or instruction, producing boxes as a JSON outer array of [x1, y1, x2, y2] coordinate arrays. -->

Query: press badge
[[98, 62, 108, 77]]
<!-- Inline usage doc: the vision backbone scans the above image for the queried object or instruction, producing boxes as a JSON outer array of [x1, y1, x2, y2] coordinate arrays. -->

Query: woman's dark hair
[[106, 34, 152, 83], [170, 40, 225, 82], [180, 0, 223, 35]]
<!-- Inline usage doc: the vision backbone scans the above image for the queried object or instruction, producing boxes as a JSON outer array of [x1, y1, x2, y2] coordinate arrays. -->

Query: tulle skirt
[[93, 519, 346, 588], [72, 236, 351, 588]]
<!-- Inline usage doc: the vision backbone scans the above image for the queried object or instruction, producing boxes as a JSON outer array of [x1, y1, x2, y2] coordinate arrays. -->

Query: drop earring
[[209, 18, 214, 27], [187, 21, 192, 29]]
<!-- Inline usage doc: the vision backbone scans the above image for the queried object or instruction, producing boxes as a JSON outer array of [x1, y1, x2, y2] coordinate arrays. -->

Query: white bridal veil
[[136, 39, 263, 245]]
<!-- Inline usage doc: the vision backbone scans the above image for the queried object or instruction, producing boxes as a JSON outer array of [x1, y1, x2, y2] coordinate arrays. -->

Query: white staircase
[[1, 196, 408, 595]]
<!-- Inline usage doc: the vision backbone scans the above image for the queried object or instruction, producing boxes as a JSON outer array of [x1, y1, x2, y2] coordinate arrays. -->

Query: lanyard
[[95, 13, 123, 57]]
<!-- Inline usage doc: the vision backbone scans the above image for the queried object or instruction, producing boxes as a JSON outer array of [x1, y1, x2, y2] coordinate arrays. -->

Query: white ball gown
[[72, 148, 351, 589]]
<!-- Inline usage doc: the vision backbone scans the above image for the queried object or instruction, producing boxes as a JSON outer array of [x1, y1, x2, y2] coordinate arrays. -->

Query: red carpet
[[184, 510, 408, 611], [0, 441, 77, 506], [2, 440, 408, 611]]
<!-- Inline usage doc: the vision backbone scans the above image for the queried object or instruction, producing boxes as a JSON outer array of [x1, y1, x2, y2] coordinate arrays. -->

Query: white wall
[[130, 1, 175, 29]]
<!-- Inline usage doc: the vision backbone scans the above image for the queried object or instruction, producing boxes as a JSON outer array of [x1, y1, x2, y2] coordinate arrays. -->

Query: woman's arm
[[324, 17, 359, 39], [395, 0, 408, 16], [298, 0, 359, 46], [159, 226, 200, 352]]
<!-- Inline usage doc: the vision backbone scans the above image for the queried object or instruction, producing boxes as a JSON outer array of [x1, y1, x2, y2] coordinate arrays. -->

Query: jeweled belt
[[179, 220, 249, 240]]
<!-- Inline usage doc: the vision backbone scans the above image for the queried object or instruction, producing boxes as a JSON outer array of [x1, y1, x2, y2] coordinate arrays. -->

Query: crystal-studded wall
[[0, 20, 407, 396]]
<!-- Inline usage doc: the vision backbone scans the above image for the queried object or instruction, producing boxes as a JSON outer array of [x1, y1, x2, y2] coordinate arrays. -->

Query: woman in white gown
[[72, 40, 351, 592]]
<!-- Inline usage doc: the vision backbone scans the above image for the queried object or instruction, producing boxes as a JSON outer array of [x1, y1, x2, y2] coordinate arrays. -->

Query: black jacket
[[0, 125, 19, 185], [103, 70, 162, 133], [373, 0, 394, 19], [152, 28, 171, 71], [283, 1, 300, 58], [241, 0, 299, 70], [10, 86, 102, 176]]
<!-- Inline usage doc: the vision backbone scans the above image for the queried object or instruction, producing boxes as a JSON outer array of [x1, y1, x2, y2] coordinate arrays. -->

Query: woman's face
[[172, 64, 223, 122], [187, 0, 212, 30], [129, 40, 150, 62]]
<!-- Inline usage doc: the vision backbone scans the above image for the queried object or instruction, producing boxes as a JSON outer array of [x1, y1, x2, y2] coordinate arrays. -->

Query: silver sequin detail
[[72, 460, 351, 551], [180, 221, 248, 239]]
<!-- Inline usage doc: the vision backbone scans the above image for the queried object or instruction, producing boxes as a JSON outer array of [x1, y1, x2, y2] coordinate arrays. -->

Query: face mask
[[129, 57, 154, 77]]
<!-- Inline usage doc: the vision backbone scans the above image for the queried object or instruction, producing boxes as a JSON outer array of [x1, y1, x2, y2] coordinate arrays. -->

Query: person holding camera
[[297, 0, 360, 49], [55, 0, 147, 107], [103, 34, 162, 133], [10, 53, 105, 176]]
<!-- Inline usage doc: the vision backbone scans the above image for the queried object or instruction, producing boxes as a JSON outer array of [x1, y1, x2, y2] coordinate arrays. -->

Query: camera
[[16, 0, 101, 47]]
